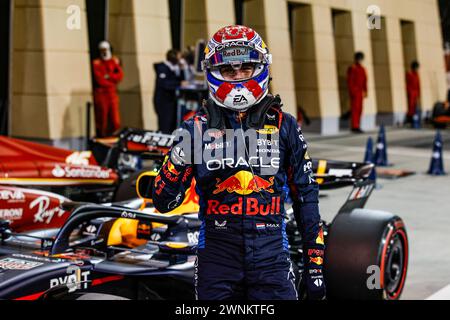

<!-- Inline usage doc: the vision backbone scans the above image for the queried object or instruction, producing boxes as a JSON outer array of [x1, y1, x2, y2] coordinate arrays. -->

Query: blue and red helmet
[[202, 25, 272, 112]]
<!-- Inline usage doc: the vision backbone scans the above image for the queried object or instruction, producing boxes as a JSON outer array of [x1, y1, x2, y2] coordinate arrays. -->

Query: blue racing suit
[[152, 97, 325, 300]]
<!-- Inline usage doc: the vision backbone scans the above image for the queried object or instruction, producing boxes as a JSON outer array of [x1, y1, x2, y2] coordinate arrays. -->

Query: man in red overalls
[[444, 43, 450, 104], [347, 52, 368, 133], [92, 41, 124, 137], [405, 61, 420, 125]]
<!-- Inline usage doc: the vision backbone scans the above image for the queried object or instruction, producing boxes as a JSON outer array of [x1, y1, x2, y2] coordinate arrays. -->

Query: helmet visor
[[206, 46, 267, 68], [210, 62, 265, 82]]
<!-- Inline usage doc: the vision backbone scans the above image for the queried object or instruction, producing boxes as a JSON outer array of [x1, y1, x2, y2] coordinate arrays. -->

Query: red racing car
[[0, 130, 172, 231]]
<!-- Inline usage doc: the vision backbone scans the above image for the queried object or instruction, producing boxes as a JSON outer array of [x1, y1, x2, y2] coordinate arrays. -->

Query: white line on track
[[426, 284, 450, 300]]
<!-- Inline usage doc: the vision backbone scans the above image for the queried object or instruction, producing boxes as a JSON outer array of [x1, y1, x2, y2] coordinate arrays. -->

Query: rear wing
[[312, 160, 376, 213], [337, 180, 375, 214], [313, 160, 374, 190], [89, 129, 175, 168], [117, 128, 174, 158]]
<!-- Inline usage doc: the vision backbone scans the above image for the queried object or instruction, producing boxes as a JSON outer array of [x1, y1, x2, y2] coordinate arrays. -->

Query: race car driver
[[152, 25, 325, 300]]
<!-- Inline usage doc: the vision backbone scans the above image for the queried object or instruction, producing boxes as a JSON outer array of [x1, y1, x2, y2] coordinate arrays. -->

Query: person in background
[[153, 49, 189, 134], [182, 47, 197, 83], [347, 52, 368, 134], [445, 43, 450, 103], [447, 71, 450, 105], [92, 41, 124, 138], [405, 61, 421, 125]]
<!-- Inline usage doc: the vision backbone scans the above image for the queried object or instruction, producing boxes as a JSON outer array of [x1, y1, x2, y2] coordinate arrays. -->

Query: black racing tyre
[[434, 122, 447, 129], [324, 209, 408, 300], [113, 170, 146, 202], [432, 102, 447, 118]]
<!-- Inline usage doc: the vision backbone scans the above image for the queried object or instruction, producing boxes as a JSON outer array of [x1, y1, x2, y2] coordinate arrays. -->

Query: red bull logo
[[309, 257, 323, 266], [167, 161, 180, 176], [213, 171, 275, 195], [137, 223, 152, 238], [207, 197, 281, 216], [162, 162, 180, 183]]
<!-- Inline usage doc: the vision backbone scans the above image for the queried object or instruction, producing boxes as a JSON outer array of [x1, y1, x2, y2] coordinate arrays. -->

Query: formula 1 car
[[431, 101, 450, 128], [0, 129, 172, 202], [0, 160, 408, 300]]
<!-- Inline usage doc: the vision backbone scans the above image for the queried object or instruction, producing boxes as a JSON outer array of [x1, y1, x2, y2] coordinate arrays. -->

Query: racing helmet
[[202, 25, 272, 112]]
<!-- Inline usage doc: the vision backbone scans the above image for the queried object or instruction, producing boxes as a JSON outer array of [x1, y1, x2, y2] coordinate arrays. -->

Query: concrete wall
[[291, 4, 320, 119], [12, 0, 92, 142], [183, 0, 235, 47], [371, 17, 394, 119], [10, 0, 447, 142], [284, 0, 445, 133], [109, 0, 172, 131]]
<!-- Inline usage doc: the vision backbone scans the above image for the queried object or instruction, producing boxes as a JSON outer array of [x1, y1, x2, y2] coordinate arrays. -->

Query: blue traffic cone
[[428, 131, 446, 175], [364, 137, 374, 163], [373, 125, 390, 167], [364, 137, 377, 182], [412, 106, 421, 129]]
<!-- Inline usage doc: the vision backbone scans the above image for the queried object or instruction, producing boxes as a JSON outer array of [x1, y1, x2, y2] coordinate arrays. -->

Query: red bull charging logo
[[309, 257, 324, 266], [213, 171, 275, 195], [167, 161, 180, 176]]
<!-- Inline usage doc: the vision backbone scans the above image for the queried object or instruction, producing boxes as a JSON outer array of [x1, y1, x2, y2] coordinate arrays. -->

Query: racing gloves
[[303, 225, 326, 300], [284, 114, 326, 300]]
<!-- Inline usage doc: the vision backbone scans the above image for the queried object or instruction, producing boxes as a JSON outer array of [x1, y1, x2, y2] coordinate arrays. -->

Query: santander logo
[[52, 165, 66, 178], [51, 165, 111, 180]]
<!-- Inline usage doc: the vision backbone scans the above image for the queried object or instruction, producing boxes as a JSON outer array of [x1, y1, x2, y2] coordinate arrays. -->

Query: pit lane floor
[[306, 127, 450, 300]]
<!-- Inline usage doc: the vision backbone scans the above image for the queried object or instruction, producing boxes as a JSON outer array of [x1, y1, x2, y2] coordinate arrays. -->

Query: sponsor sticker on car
[[0, 189, 25, 202], [51, 165, 112, 180], [0, 258, 43, 270], [0, 208, 23, 220]]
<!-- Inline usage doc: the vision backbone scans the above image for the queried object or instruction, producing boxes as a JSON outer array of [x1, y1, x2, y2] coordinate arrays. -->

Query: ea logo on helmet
[[233, 95, 248, 106]]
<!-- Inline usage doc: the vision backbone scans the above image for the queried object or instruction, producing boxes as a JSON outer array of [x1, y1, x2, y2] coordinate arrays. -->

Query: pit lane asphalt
[[305, 127, 450, 300]]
